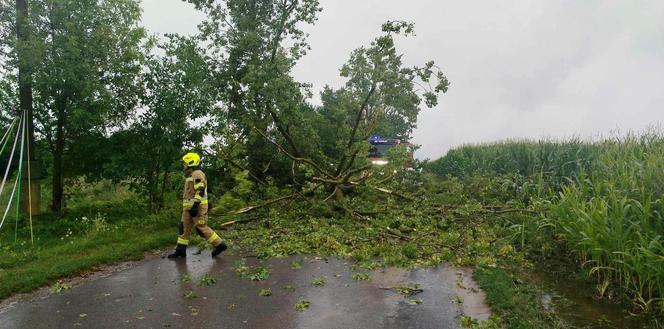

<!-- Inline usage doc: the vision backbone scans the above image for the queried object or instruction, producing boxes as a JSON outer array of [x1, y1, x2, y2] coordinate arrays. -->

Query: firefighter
[[168, 152, 227, 259]]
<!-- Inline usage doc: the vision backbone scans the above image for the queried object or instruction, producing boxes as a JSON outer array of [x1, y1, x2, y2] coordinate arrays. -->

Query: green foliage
[[460, 315, 477, 328], [212, 193, 246, 216], [0, 0, 149, 211], [290, 260, 302, 270], [295, 298, 311, 311], [460, 315, 502, 329], [179, 274, 192, 283], [198, 274, 217, 286], [351, 272, 370, 281], [391, 283, 423, 297], [183, 291, 197, 300], [0, 210, 175, 299], [190, 0, 323, 183], [222, 185, 506, 269], [48, 280, 72, 294], [234, 259, 251, 277], [548, 136, 664, 313], [310, 277, 326, 287], [257, 288, 272, 297], [401, 243, 418, 259], [474, 266, 560, 329], [428, 132, 664, 316], [232, 170, 255, 198], [101, 35, 213, 211], [248, 267, 271, 281], [327, 21, 448, 142], [424, 138, 593, 192], [234, 259, 271, 281]]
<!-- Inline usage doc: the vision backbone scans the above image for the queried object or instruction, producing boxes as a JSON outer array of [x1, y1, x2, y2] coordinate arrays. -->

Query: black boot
[[211, 242, 228, 257], [167, 244, 187, 259]]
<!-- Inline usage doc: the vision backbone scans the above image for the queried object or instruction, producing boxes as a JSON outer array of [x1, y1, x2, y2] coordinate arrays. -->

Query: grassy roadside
[[474, 266, 561, 329], [0, 219, 174, 299]]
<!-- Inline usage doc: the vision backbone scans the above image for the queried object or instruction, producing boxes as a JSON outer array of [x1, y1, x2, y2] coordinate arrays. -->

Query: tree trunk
[[51, 109, 65, 213], [159, 171, 170, 211], [16, 0, 42, 215]]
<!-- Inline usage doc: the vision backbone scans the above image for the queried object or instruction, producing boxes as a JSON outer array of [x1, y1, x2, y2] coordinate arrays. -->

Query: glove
[[189, 202, 200, 218]]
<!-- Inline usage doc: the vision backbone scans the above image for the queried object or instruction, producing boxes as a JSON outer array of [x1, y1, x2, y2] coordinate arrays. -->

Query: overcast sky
[[141, 0, 664, 159]]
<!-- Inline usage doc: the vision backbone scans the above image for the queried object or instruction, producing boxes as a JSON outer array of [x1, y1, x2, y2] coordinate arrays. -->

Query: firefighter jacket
[[183, 169, 208, 209]]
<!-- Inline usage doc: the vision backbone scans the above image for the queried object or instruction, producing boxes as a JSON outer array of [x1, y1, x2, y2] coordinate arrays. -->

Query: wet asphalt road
[[0, 250, 490, 329]]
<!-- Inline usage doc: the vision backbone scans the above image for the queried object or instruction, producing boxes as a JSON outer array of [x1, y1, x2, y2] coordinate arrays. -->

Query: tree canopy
[[0, 0, 449, 212]]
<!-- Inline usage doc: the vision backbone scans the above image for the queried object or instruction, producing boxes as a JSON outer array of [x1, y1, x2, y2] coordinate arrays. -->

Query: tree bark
[[159, 170, 170, 211], [51, 104, 65, 213]]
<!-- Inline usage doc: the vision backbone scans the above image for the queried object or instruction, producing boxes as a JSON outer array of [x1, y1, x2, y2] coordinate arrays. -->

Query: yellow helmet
[[182, 152, 201, 167]]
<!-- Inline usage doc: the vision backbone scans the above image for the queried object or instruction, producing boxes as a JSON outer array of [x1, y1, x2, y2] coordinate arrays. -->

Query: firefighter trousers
[[177, 205, 223, 247]]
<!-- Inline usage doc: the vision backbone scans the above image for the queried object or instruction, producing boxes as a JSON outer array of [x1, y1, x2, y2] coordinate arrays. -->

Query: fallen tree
[[194, 3, 450, 205]]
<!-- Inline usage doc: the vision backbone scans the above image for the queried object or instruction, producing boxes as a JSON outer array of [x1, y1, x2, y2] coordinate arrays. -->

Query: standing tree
[[16, 0, 147, 212], [105, 36, 215, 212], [188, 0, 323, 184]]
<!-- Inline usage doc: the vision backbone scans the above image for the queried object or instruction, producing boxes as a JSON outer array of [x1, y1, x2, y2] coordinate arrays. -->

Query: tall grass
[[428, 132, 664, 314], [426, 137, 596, 191]]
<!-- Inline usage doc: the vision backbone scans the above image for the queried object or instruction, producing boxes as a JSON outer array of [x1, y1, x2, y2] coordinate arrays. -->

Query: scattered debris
[[49, 281, 72, 294], [380, 283, 423, 296], [257, 288, 272, 297], [351, 272, 370, 281], [459, 315, 478, 328], [189, 306, 199, 316], [234, 259, 271, 281], [247, 267, 271, 281], [295, 298, 311, 311], [198, 274, 217, 286], [291, 260, 302, 270], [311, 277, 326, 287]]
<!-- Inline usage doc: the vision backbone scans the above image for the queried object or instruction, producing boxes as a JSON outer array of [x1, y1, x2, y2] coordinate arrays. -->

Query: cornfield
[[428, 131, 664, 314]]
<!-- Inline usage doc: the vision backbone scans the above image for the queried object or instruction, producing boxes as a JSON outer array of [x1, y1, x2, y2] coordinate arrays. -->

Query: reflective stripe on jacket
[[182, 170, 208, 208]]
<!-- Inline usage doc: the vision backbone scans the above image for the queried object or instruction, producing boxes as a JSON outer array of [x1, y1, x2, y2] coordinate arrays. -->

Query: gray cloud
[[141, 0, 664, 159]]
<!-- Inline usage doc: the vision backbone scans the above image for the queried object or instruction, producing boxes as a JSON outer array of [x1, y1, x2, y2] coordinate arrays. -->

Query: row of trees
[[0, 0, 449, 214]]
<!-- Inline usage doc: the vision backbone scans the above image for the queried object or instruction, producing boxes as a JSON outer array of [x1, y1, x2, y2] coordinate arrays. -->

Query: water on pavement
[[0, 251, 490, 329]]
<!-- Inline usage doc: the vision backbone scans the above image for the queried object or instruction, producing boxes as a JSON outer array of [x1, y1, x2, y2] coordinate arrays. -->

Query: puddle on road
[[532, 270, 653, 329]]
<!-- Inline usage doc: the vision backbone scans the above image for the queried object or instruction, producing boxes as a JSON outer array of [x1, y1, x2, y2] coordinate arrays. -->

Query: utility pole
[[16, 0, 41, 215]]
